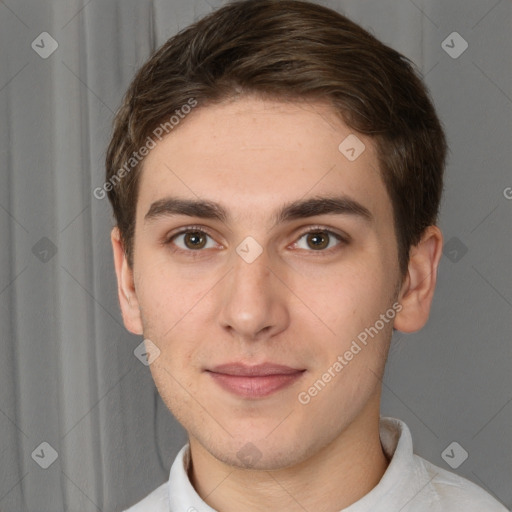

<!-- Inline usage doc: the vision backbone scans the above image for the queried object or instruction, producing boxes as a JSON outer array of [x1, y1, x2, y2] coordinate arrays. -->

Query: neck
[[187, 398, 389, 512]]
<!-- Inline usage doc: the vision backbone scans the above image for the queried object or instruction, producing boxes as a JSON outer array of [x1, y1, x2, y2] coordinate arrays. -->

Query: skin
[[111, 96, 443, 512]]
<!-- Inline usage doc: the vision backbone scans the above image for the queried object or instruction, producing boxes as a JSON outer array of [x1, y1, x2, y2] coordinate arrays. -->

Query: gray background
[[0, 0, 510, 511]]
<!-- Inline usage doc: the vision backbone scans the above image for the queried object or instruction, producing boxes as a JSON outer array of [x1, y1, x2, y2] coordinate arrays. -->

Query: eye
[[294, 229, 344, 251], [164, 226, 346, 255], [167, 228, 219, 251]]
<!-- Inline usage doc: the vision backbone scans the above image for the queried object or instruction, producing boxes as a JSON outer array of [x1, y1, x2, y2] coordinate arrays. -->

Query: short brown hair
[[105, 0, 447, 275]]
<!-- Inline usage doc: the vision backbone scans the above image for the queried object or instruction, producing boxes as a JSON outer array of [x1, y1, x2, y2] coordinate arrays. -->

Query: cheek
[[135, 260, 215, 373], [135, 256, 208, 335], [301, 266, 397, 394], [306, 263, 390, 334]]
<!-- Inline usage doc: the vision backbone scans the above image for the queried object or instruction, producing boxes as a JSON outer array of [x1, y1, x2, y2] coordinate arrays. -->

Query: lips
[[209, 362, 304, 376], [206, 362, 306, 398]]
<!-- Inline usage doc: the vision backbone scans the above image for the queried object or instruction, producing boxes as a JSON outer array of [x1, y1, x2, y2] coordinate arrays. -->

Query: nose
[[217, 244, 290, 343]]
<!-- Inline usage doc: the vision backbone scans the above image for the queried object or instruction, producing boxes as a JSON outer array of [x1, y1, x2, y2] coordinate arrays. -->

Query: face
[[120, 96, 405, 470]]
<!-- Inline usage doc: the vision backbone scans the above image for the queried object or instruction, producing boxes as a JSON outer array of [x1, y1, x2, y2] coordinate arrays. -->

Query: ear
[[111, 227, 143, 335], [394, 225, 443, 333]]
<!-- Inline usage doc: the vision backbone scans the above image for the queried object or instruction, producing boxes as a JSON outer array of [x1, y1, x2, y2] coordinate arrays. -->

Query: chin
[[196, 428, 315, 471]]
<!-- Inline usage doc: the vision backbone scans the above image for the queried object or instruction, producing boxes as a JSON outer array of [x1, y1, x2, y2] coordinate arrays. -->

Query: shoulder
[[122, 482, 169, 512], [415, 455, 508, 511]]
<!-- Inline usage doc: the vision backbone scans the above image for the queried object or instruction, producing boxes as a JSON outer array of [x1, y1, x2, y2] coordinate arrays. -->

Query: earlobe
[[111, 227, 144, 335], [394, 226, 443, 333]]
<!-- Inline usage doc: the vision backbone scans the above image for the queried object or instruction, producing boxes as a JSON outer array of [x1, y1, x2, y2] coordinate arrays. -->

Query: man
[[105, 1, 507, 510]]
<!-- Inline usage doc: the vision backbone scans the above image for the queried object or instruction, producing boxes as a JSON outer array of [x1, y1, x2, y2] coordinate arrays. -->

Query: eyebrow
[[144, 195, 373, 227]]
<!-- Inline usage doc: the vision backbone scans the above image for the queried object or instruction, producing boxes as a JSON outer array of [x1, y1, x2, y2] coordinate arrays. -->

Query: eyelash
[[163, 224, 348, 257]]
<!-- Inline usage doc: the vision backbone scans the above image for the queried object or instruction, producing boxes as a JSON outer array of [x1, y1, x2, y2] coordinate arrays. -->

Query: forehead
[[136, 96, 390, 227]]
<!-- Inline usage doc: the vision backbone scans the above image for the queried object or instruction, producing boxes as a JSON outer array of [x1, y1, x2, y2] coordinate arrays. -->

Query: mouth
[[205, 362, 306, 399]]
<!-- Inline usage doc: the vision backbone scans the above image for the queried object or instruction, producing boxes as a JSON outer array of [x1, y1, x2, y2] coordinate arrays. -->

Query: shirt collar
[[168, 417, 429, 512]]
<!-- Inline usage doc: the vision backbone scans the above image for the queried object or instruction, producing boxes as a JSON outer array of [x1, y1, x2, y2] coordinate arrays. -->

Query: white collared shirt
[[124, 417, 507, 511]]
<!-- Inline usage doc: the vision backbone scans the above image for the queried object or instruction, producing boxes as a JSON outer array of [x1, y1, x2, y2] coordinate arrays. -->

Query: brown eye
[[306, 231, 330, 250], [183, 231, 208, 249], [165, 227, 219, 254], [294, 229, 344, 252]]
